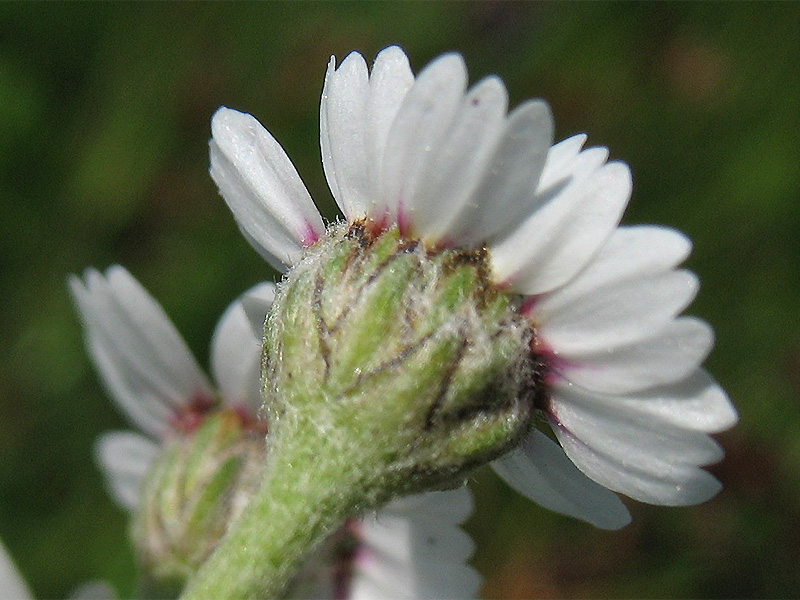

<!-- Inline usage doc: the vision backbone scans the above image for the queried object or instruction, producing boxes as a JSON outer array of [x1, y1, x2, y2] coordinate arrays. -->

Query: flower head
[[209, 45, 737, 529], [69, 266, 272, 509], [69, 266, 480, 598]]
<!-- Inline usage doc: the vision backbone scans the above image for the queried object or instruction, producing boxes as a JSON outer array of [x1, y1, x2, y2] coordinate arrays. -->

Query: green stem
[[179, 421, 362, 600]]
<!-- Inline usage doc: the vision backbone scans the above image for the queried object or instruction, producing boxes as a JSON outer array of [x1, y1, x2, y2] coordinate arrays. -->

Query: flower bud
[[132, 409, 266, 596], [262, 222, 538, 504]]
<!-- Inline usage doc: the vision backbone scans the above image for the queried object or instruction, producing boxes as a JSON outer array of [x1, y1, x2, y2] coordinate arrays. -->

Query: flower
[[209, 45, 737, 530], [69, 266, 481, 598], [69, 266, 271, 510]]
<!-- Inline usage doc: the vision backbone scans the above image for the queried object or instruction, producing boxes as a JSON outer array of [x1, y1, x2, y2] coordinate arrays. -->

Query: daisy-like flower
[[209, 45, 737, 530], [69, 266, 481, 598]]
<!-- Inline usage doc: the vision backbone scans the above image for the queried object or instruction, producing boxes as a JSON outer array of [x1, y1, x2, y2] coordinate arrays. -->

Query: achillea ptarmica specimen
[[210, 45, 737, 530]]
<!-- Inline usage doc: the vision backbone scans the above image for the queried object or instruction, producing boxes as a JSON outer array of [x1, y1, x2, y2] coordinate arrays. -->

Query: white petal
[[321, 48, 414, 224], [378, 485, 474, 523], [320, 52, 371, 220], [210, 107, 324, 270], [557, 317, 714, 395], [530, 225, 695, 352], [548, 377, 729, 505], [366, 46, 414, 218], [492, 429, 631, 529], [536, 269, 699, 355], [408, 76, 508, 241], [69, 267, 211, 438], [490, 138, 631, 295], [83, 336, 169, 437], [543, 225, 693, 296], [0, 538, 33, 600], [380, 53, 468, 228], [535, 133, 587, 186], [68, 580, 117, 600], [320, 58, 340, 212], [450, 99, 554, 245], [211, 282, 275, 414], [350, 488, 481, 600], [95, 431, 159, 511], [602, 369, 738, 434]]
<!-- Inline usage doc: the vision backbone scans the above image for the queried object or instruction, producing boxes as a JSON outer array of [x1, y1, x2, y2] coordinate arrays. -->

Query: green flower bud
[[133, 410, 266, 597], [263, 222, 537, 505]]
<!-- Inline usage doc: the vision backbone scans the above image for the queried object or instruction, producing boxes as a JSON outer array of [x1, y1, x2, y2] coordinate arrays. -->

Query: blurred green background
[[1, 2, 799, 598]]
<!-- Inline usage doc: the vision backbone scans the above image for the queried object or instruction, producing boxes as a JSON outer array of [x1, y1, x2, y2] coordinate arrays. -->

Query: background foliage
[[1, 3, 799, 598]]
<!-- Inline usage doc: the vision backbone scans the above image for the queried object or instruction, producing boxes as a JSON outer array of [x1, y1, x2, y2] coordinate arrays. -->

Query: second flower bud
[[263, 222, 539, 504]]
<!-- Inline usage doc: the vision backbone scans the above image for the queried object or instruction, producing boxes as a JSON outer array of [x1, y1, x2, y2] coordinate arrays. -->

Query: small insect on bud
[[132, 409, 266, 596], [262, 222, 539, 507]]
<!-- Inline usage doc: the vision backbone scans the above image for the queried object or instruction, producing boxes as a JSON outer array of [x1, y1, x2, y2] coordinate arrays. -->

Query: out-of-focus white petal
[[349, 488, 481, 600], [68, 580, 117, 600], [490, 138, 631, 295], [451, 100, 554, 246], [0, 538, 33, 600], [548, 376, 728, 505], [210, 107, 325, 271], [211, 282, 276, 414], [82, 336, 168, 437], [408, 76, 507, 241], [377, 485, 474, 523], [69, 267, 211, 438], [557, 317, 714, 395], [320, 52, 370, 220], [536, 269, 699, 355], [492, 429, 631, 529], [95, 431, 159, 511], [380, 53, 468, 228]]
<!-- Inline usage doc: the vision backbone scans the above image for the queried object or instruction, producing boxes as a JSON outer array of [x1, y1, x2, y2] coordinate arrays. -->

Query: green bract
[[263, 222, 537, 505], [182, 223, 540, 600]]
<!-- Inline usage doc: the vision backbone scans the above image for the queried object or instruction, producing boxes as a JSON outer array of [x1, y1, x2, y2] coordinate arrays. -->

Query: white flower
[[69, 266, 481, 598], [209, 45, 737, 530], [69, 266, 270, 509]]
